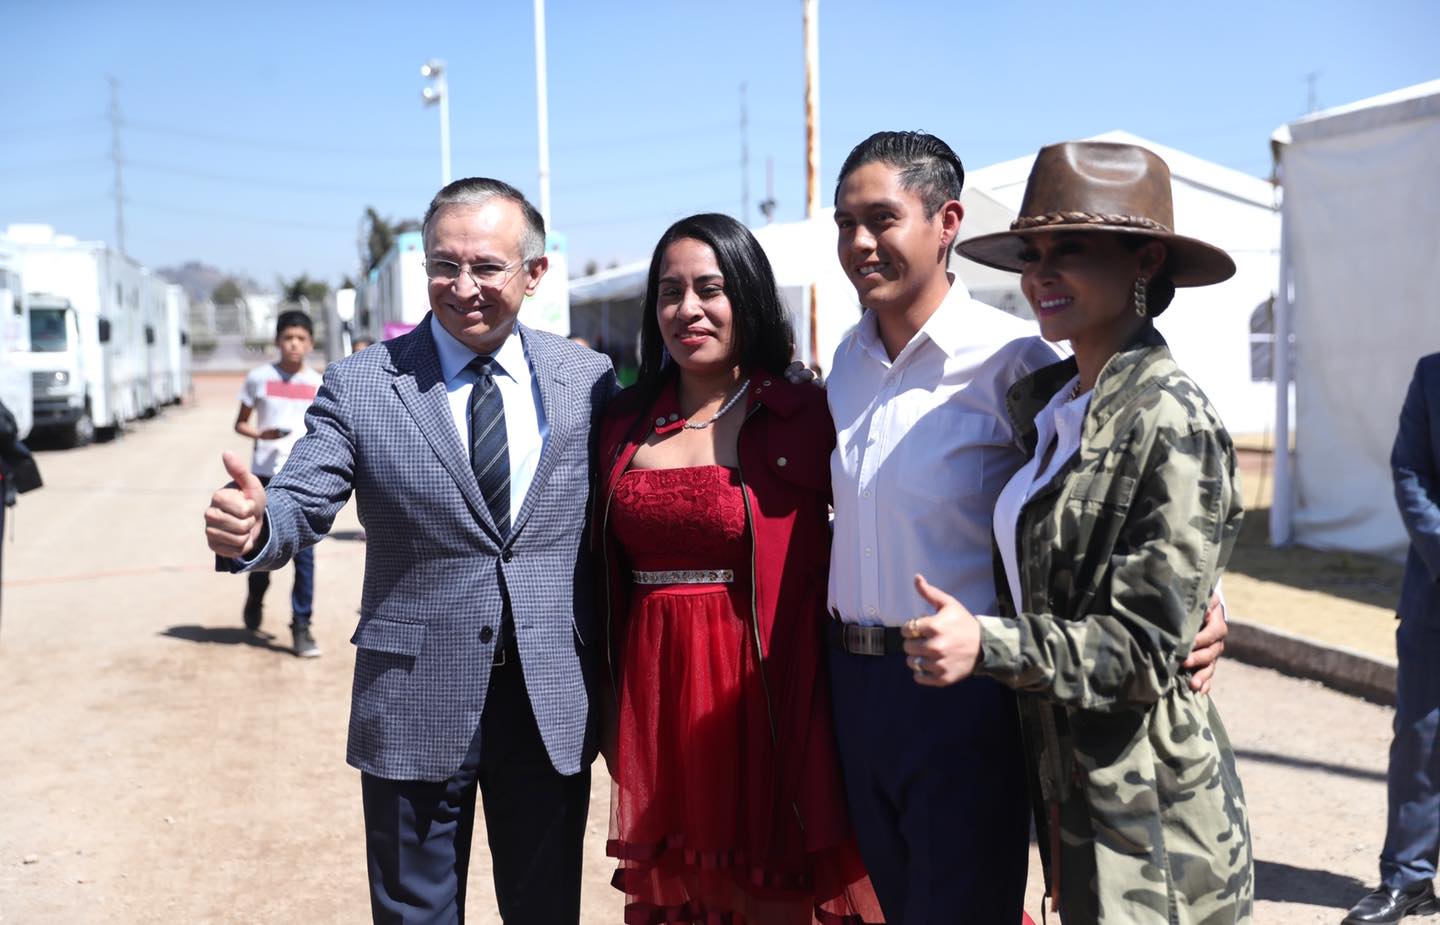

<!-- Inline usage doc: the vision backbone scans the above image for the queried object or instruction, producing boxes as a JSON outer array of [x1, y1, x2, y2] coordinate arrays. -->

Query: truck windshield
[[30, 307, 71, 352]]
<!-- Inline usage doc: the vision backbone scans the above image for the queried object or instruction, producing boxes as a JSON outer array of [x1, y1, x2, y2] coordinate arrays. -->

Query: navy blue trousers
[[249, 474, 314, 625], [1382, 616, 1440, 890], [828, 648, 1030, 924], [361, 646, 591, 924]]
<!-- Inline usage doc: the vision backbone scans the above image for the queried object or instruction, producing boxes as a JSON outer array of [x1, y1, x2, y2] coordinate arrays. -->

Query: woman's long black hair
[[634, 213, 795, 396]]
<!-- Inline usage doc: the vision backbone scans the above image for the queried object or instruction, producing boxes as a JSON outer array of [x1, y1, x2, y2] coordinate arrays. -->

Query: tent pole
[[1270, 167, 1294, 547]]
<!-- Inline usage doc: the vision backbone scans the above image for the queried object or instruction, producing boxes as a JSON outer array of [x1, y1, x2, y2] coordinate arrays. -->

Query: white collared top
[[992, 375, 1091, 617], [429, 314, 549, 521], [827, 276, 1063, 625]]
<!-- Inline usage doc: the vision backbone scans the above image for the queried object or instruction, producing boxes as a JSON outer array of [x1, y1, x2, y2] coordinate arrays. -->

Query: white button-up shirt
[[429, 314, 548, 521], [827, 276, 1063, 624], [992, 375, 1089, 615]]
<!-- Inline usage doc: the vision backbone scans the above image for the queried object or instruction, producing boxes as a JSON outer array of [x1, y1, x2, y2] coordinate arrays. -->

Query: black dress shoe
[[1344, 882, 1439, 924]]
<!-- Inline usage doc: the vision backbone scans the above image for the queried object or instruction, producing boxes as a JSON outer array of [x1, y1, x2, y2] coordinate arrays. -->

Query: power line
[[125, 159, 428, 197], [121, 116, 741, 161], [0, 156, 111, 173], [0, 115, 108, 136], [125, 199, 353, 232]]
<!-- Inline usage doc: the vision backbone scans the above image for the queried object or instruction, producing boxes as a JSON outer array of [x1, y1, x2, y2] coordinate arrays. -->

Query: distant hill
[[156, 261, 262, 304]]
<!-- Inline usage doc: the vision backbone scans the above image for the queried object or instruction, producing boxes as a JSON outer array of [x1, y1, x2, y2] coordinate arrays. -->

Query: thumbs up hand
[[205, 451, 269, 558], [901, 574, 982, 687]]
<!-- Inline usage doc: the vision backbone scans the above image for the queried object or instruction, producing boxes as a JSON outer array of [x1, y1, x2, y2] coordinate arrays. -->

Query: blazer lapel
[[511, 326, 576, 537], [389, 318, 503, 542]]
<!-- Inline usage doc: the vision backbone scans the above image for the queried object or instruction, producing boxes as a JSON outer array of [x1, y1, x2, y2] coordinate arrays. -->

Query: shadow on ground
[[1228, 502, 1403, 612], [1235, 747, 1387, 784], [160, 625, 292, 654], [1256, 858, 1369, 908]]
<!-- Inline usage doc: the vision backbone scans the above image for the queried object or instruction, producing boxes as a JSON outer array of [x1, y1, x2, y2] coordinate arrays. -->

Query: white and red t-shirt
[[238, 363, 322, 477]]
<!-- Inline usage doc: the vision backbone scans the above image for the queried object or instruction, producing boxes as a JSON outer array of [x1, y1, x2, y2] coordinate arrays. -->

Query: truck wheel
[[66, 408, 95, 448]]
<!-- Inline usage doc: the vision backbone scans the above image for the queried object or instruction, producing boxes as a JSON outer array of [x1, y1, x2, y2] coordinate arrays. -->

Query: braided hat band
[[1009, 211, 1171, 234]]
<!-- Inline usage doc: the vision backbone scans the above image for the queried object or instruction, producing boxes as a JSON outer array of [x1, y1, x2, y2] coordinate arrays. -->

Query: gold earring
[[1133, 276, 1148, 318]]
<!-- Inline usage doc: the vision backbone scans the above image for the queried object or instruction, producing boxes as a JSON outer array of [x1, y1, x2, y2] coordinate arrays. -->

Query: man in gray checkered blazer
[[205, 178, 616, 924]]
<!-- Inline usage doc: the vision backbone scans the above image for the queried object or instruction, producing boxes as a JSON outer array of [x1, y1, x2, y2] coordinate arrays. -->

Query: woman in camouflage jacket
[[906, 141, 1254, 923]]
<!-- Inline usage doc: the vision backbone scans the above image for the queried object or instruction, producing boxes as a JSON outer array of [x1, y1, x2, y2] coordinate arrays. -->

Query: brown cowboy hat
[[955, 141, 1236, 287]]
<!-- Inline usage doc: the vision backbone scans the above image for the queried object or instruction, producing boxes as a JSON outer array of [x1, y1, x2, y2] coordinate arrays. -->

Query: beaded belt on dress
[[632, 569, 735, 585]]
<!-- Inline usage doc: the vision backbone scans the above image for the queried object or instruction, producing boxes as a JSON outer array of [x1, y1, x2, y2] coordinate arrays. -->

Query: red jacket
[[594, 369, 851, 850]]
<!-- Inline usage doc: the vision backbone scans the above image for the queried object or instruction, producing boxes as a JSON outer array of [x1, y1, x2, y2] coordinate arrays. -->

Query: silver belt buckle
[[844, 624, 885, 657]]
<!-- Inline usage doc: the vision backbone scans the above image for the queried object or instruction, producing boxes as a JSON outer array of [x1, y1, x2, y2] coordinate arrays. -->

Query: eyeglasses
[[424, 257, 529, 287]]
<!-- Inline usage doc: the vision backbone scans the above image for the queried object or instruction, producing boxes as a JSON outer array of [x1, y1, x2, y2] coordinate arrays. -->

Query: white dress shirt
[[429, 314, 548, 521], [992, 375, 1089, 615], [827, 276, 1063, 625]]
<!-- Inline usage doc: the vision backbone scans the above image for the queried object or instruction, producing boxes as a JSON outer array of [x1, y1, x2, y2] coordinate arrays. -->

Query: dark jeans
[[1382, 616, 1440, 889], [361, 641, 591, 925], [247, 474, 313, 626], [828, 646, 1030, 925]]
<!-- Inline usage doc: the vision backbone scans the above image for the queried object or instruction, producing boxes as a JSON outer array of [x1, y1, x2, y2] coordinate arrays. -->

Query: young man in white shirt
[[234, 309, 323, 657], [824, 132, 1228, 922]]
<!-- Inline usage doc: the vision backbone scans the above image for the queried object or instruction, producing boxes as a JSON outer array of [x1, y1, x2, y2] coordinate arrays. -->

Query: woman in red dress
[[594, 213, 881, 924]]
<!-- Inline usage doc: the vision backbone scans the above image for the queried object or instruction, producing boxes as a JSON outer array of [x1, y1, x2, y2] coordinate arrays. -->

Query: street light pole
[[533, 0, 552, 228], [803, 0, 821, 365], [422, 60, 451, 186]]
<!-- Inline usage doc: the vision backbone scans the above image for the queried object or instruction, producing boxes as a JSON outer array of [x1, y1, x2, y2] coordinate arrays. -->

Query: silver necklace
[[682, 378, 751, 430]]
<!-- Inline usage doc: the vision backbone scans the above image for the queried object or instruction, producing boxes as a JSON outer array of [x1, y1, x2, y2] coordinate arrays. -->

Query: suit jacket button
[[479, 626, 494, 643], [502, 549, 514, 562]]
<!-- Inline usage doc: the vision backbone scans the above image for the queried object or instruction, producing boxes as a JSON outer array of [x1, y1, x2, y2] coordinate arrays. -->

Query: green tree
[[279, 274, 330, 306], [212, 278, 244, 304], [361, 208, 422, 273]]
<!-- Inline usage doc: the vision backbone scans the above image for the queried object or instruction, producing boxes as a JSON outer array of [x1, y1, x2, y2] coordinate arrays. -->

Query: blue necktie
[[466, 356, 510, 536]]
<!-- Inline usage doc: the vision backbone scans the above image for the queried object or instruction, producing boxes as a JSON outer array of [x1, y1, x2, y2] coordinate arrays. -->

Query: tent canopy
[[1271, 80, 1440, 558]]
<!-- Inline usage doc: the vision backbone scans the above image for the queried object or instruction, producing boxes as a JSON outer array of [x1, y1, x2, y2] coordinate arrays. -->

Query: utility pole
[[1304, 70, 1322, 114], [758, 156, 777, 224], [802, 0, 821, 364], [108, 76, 126, 255], [534, 0, 553, 229], [740, 83, 750, 225]]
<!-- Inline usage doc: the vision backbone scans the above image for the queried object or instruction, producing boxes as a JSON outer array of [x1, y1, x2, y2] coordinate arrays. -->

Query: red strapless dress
[[606, 466, 880, 925]]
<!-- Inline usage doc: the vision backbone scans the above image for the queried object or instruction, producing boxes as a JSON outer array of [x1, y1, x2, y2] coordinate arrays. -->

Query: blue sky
[[2, 0, 1436, 289]]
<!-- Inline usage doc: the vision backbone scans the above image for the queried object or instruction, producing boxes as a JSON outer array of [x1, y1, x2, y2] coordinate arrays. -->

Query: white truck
[[5, 224, 155, 446], [0, 244, 33, 440]]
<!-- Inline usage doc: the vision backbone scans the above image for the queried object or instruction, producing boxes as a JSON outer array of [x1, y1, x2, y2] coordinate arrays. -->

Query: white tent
[[1270, 80, 1440, 558], [967, 130, 1282, 437]]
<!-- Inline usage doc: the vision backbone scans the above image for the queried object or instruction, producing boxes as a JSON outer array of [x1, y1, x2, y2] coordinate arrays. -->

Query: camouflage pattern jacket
[[974, 327, 1253, 923]]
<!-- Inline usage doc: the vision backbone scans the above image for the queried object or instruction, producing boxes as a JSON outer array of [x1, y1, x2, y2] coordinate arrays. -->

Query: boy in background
[[234, 310, 323, 657]]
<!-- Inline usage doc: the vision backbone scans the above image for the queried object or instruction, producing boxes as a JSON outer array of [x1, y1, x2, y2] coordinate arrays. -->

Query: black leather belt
[[826, 620, 906, 657]]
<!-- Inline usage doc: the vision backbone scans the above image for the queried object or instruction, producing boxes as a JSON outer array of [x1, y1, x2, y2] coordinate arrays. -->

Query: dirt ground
[[0, 373, 1411, 923], [1226, 445, 1403, 661]]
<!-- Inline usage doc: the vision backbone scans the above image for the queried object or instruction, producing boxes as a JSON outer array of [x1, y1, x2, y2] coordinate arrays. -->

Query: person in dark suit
[[1346, 353, 1440, 924], [204, 178, 616, 924]]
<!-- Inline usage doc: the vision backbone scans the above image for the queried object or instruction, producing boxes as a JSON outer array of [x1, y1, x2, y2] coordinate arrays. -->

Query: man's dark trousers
[[828, 647, 1030, 924], [361, 636, 591, 925], [1381, 353, 1440, 891], [247, 474, 314, 626]]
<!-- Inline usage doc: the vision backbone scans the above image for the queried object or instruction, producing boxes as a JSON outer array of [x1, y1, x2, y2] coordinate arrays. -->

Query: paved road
[[0, 374, 1403, 923]]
